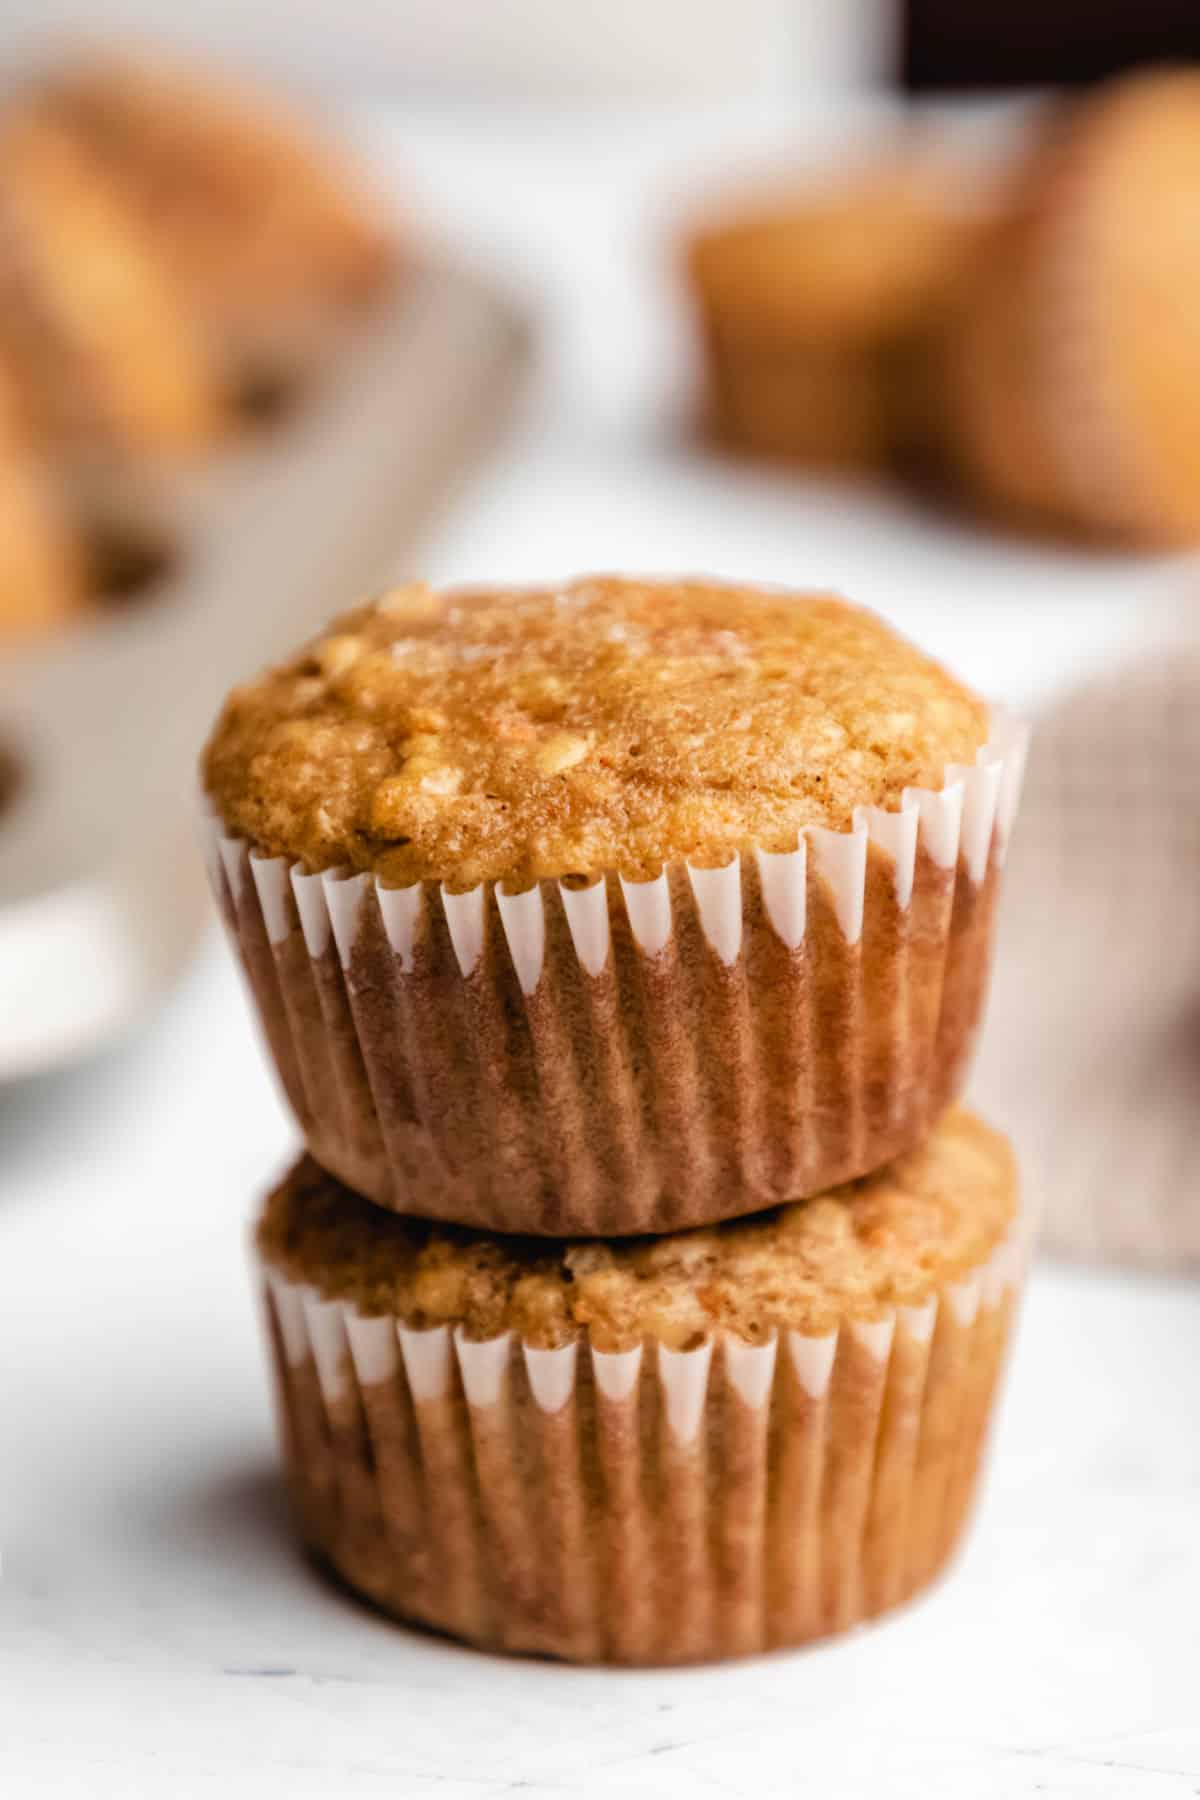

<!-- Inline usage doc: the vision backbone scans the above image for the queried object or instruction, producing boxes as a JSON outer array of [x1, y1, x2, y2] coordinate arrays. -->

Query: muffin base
[[701, 325, 892, 468], [205, 718, 1026, 1238], [259, 1219, 1026, 1664]]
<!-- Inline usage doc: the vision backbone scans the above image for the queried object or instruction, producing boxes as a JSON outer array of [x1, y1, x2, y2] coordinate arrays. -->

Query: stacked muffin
[[201, 575, 1028, 1663]]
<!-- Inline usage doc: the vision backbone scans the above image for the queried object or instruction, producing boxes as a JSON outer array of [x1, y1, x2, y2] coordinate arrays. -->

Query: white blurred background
[[0, 0, 893, 96]]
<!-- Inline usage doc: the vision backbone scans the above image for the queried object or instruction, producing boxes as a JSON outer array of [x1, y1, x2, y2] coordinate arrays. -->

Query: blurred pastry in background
[[941, 67, 1200, 545], [44, 50, 399, 418], [0, 108, 221, 463], [0, 355, 87, 644], [684, 155, 989, 471], [0, 106, 219, 635], [0, 443, 86, 643], [0, 45, 404, 648]]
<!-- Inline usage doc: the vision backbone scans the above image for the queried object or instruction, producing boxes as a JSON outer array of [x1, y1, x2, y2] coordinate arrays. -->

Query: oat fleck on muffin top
[[203, 576, 988, 890], [257, 1108, 1016, 1349]]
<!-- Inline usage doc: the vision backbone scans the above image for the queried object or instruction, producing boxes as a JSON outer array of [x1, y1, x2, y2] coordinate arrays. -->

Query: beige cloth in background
[[975, 623, 1200, 1271]]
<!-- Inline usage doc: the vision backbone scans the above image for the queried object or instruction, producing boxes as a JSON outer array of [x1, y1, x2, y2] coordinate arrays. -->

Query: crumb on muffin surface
[[203, 576, 988, 890], [257, 1108, 1016, 1350]]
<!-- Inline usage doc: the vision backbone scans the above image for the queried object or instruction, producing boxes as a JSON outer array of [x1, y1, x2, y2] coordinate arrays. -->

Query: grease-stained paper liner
[[204, 717, 1027, 1237], [256, 1219, 1027, 1664]]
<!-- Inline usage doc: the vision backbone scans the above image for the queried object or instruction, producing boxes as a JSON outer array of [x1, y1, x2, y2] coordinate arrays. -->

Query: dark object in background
[[903, 0, 1200, 89]]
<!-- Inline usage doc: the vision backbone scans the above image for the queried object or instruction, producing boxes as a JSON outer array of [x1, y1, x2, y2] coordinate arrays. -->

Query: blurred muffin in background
[[0, 108, 221, 464], [685, 154, 990, 472], [0, 351, 87, 645], [0, 107, 219, 629], [44, 50, 399, 418], [941, 67, 1200, 545]]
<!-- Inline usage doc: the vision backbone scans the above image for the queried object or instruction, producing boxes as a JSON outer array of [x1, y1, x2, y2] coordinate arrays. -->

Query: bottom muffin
[[255, 1108, 1024, 1664]]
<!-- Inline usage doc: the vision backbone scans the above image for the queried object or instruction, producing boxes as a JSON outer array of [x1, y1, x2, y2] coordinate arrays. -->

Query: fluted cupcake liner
[[257, 1216, 1027, 1665], [203, 715, 1026, 1237]]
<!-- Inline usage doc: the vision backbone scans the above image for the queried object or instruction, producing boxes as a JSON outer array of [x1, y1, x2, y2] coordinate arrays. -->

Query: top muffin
[[203, 576, 988, 890]]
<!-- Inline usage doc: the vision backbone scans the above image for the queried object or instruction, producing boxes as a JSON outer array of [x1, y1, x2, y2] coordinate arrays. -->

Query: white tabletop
[[4, 99, 1199, 1798]]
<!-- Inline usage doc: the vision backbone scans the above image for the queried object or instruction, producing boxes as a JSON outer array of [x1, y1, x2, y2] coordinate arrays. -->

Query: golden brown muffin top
[[258, 1109, 1017, 1348], [0, 110, 220, 454], [686, 159, 988, 344], [203, 576, 988, 889]]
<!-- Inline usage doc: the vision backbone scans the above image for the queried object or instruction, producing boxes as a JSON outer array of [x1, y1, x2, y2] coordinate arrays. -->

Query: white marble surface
[[4, 99, 1200, 1797]]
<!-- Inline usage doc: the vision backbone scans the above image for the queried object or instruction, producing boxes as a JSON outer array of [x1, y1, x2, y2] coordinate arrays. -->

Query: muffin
[[256, 1107, 1025, 1664], [0, 445, 86, 643], [44, 50, 397, 416], [203, 576, 1027, 1236], [0, 359, 86, 644], [685, 158, 988, 470], [941, 68, 1200, 545], [0, 108, 220, 463]]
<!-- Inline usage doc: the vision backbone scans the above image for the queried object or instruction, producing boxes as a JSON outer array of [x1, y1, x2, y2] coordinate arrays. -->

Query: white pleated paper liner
[[257, 1215, 1028, 1665], [205, 714, 1027, 1236]]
